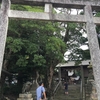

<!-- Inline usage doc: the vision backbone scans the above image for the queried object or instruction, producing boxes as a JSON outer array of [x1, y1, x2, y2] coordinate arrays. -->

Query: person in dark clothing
[[64, 81, 68, 94]]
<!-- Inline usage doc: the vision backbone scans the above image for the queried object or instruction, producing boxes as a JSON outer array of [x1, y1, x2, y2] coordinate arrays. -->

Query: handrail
[[53, 81, 61, 95]]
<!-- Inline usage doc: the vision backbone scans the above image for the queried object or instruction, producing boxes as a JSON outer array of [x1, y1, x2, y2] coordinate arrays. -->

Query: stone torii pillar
[[0, 0, 10, 78], [85, 5, 100, 100]]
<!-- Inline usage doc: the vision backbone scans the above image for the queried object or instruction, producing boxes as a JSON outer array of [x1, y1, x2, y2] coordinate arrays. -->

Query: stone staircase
[[54, 84, 81, 100], [17, 94, 33, 100]]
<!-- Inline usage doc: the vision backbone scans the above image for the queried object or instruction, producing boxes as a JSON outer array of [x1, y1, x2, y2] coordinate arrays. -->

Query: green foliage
[[11, 4, 44, 12], [33, 54, 46, 66], [46, 37, 66, 61], [16, 55, 28, 67], [6, 37, 23, 53], [68, 23, 77, 30], [25, 42, 38, 54], [5, 5, 66, 83], [95, 12, 100, 17]]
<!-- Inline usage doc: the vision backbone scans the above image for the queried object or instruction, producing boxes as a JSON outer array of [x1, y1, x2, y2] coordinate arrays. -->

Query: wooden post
[[0, 0, 10, 78], [80, 66, 85, 100], [85, 5, 100, 100], [58, 67, 61, 82]]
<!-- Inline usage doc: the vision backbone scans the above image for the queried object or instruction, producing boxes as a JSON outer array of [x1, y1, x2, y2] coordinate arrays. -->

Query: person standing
[[64, 81, 68, 95], [36, 82, 47, 100]]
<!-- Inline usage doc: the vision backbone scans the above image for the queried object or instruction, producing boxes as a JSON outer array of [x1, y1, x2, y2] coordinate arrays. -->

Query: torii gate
[[0, 0, 100, 99]]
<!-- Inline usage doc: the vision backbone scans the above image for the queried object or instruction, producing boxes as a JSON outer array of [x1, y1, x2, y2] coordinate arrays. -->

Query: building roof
[[56, 60, 90, 68]]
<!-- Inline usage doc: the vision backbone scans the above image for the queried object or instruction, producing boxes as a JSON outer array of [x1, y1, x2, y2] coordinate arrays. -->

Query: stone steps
[[54, 84, 81, 100]]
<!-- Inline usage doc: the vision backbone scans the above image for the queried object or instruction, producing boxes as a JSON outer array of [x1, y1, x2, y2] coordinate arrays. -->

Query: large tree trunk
[[46, 65, 54, 100], [46, 61, 58, 100], [36, 70, 39, 87], [48, 65, 54, 90]]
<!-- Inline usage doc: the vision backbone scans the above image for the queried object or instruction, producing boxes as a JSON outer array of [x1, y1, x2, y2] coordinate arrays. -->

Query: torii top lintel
[[0, 0, 100, 9]]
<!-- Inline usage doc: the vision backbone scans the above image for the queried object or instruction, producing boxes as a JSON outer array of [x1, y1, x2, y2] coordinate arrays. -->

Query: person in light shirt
[[36, 82, 47, 100]]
